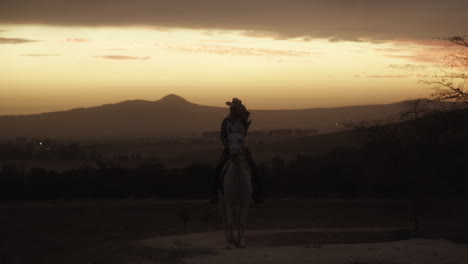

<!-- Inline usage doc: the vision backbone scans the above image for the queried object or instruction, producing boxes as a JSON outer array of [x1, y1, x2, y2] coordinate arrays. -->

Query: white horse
[[219, 132, 253, 249]]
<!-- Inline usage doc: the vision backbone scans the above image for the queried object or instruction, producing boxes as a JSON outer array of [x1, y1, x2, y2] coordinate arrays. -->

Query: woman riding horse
[[211, 98, 264, 204]]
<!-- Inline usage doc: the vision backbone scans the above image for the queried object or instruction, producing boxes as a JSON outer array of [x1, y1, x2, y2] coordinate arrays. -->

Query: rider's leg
[[245, 149, 264, 203], [211, 148, 230, 203]]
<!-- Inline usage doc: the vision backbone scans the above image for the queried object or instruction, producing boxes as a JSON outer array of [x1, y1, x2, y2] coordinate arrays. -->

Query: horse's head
[[228, 133, 245, 160]]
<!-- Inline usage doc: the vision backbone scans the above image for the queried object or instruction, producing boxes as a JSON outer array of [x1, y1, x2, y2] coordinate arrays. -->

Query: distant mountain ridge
[[0, 94, 406, 139]]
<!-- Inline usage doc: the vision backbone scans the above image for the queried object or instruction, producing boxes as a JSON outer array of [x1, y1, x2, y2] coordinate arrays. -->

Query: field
[[1, 198, 467, 264], [1, 129, 468, 263], [0, 131, 360, 173]]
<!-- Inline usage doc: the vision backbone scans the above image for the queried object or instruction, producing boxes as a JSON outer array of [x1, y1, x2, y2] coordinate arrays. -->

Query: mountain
[[0, 94, 405, 139]]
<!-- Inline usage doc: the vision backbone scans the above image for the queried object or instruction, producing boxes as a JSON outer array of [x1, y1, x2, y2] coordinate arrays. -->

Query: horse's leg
[[238, 200, 251, 248], [236, 205, 242, 247], [224, 201, 234, 248], [218, 192, 230, 248]]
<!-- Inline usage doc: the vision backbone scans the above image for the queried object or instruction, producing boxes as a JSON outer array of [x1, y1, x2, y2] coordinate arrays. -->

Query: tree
[[399, 99, 433, 121], [423, 35, 468, 104]]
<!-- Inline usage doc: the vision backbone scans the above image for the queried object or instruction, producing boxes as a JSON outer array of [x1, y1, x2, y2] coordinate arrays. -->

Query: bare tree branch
[[445, 35, 468, 47], [425, 35, 468, 104]]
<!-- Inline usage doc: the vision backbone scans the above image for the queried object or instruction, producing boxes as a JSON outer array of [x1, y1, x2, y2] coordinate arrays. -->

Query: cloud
[[415, 74, 430, 78], [366, 75, 409, 78], [96, 55, 150, 60], [66, 38, 88, 43], [328, 36, 365, 43], [0, 0, 466, 42], [0, 37, 39, 44], [157, 43, 316, 57], [242, 30, 283, 39], [375, 38, 452, 64], [374, 48, 407, 53], [394, 38, 451, 48], [387, 64, 428, 71], [382, 54, 439, 63], [355, 74, 409, 78], [20, 53, 59, 57]]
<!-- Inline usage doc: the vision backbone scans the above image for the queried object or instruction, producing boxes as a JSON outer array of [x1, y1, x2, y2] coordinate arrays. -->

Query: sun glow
[[0, 25, 446, 115]]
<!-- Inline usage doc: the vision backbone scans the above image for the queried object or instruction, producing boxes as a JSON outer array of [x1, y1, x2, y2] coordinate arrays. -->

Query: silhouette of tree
[[399, 99, 433, 121], [423, 35, 468, 104]]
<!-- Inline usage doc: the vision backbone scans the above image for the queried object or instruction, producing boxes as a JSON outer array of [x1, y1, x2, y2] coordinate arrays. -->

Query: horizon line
[[1, 93, 425, 117]]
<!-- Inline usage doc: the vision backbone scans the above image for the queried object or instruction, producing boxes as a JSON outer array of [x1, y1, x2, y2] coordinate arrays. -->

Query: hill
[[0, 94, 405, 139]]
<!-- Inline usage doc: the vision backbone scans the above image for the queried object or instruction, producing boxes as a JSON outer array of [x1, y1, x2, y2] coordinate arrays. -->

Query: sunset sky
[[1, 0, 467, 115]]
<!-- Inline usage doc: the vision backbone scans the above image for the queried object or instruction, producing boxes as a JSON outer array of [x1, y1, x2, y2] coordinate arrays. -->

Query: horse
[[218, 132, 253, 249]]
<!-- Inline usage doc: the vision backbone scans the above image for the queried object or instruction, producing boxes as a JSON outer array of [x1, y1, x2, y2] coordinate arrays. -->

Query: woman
[[210, 98, 264, 204]]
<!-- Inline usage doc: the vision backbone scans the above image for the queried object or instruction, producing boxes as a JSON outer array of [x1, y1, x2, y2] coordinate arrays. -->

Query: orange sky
[[1, 1, 466, 115]]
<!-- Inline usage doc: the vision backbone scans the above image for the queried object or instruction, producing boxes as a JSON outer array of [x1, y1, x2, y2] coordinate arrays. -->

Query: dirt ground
[[141, 229, 468, 264], [0, 198, 467, 264]]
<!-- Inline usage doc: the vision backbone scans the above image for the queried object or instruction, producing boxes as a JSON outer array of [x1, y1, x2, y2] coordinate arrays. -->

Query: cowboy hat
[[226, 97, 243, 107]]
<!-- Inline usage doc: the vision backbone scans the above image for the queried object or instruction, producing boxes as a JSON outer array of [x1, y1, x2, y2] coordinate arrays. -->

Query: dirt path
[[140, 228, 468, 264]]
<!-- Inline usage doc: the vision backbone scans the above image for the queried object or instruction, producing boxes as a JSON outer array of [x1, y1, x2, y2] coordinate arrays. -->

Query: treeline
[[1, 146, 466, 201], [0, 138, 90, 160], [0, 162, 215, 200], [202, 128, 319, 138], [1, 103, 468, 200]]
